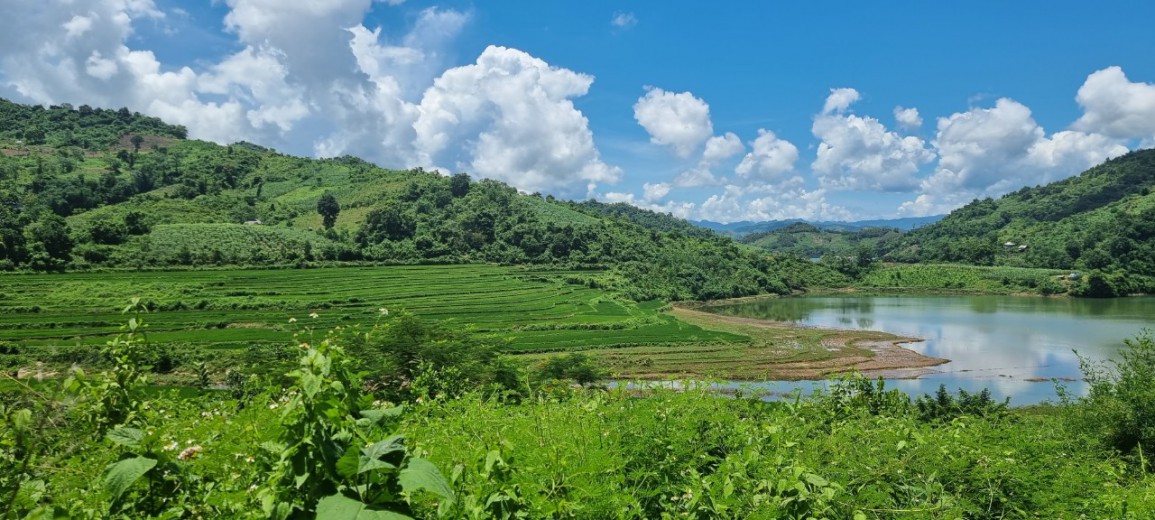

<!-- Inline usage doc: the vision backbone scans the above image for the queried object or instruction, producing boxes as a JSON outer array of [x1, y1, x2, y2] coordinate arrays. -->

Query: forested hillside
[[0, 99, 840, 301], [888, 149, 1155, 296], [740, 222, 905, 260]]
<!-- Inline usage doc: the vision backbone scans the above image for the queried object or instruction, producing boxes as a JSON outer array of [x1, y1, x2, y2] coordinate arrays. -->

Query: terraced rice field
[[0, 265, 741, 359]]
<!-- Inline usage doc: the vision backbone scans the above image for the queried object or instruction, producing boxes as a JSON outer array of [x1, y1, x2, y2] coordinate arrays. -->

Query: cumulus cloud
[[672, 132, 743, 188], [0, 1, 622, 197], [1073, 66, 1155, 141], [702, 133, 744, 163], [894, 106, 922, 129], [599, 190, 695, 219], [643, 182, 672, 202], [822, 87, 860, 114], [414, 45, 621, 195], [735, 129, 799, 182], [633, 87, 714, 158], [698, 185, 851, 223], [899, 98, 1127, 216], [812, 90, 935, 192]]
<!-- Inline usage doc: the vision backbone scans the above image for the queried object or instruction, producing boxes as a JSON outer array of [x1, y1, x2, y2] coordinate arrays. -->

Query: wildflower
[[288, 317, 297, 323], [245, 455, 255, 463], [378, 307, 389, 316], [177, 445, 203, 461], [309, 312, 319, 319], [164, 441, 179, 451], [269, 402, 279, 410]]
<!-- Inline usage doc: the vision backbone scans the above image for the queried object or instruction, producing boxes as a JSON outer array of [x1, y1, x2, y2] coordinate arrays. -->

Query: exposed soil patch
[[562, 305, 949, 382]]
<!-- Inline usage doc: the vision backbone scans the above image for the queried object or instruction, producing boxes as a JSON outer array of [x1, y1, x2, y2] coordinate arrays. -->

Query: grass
[[0, 264, 957, 381], [0, 265, 739, 358]]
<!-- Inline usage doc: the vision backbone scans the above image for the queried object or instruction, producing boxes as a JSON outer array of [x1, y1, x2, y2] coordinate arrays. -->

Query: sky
[[2, 1, 1155, 223]]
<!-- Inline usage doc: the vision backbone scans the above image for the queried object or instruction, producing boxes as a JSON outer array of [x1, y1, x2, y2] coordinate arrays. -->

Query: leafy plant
[[258, 329, 453, 518], [1070, 330, 1155, 461], [915, 384, 1010, 423], [63, 297, 152, 432]]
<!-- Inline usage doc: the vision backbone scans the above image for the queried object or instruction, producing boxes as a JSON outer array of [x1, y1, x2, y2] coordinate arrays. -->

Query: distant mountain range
[[694, 216, 944, 237]]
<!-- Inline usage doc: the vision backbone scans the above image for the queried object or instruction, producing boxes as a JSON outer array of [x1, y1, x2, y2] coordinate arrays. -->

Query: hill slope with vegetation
[[887, 149, 1155, 296], [0, 98, 841, 301]]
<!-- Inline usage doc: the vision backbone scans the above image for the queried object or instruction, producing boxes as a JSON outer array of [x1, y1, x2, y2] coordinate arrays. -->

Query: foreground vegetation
[[3, 307, 1154, 518]]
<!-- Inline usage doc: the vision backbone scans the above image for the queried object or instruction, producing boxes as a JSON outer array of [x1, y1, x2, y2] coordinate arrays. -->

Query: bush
[[1070, 330, 1155, 461], [915, 384, 1010, 423]]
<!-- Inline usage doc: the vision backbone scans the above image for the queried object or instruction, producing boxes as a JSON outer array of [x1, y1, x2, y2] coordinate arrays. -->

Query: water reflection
[[707, 296, 1155, 405]]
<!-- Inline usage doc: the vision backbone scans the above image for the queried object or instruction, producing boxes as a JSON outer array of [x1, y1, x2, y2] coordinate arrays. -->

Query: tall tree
[[317, 193, 340, 230]]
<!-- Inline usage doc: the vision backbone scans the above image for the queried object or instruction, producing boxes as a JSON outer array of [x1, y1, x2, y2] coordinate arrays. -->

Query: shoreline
[[669, 305, 950, 380], [578, 300, 951, 382]]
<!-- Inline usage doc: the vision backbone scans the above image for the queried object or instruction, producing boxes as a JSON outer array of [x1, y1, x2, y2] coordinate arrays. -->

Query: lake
[[704, 295, 1155, 405]]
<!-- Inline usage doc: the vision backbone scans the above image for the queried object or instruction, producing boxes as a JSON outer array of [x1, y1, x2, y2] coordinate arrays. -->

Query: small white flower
[[309, 312, 319, 319], [269, 402, 279, 410], [164, 441, 179, 451], [378, 307, 389, 316], [288, 317, 297, 323], [245, 456, 255, 463], [177, 445, 203, 461]]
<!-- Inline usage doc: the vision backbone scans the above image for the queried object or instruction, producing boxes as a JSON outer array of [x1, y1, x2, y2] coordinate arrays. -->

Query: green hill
[[0, 98, 841, 301], [740, 222, 906, 260], [887, 148, 1155, 296]]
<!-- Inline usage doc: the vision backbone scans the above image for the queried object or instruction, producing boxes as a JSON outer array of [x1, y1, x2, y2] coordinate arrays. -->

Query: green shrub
[[915, 384, 1010, 423], [1070, 330, 1155, 461]]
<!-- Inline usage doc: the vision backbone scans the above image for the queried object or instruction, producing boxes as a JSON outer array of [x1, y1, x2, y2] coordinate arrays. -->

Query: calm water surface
[[705, 296, 1155, 405]]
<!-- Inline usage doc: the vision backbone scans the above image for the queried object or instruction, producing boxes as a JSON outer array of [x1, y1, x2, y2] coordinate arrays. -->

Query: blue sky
[[2, 1, 1154, 222]]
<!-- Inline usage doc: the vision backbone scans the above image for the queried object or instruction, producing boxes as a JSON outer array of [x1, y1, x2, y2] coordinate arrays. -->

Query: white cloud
[[633, 87, 714, 159], [822, 87, 860, 114], [894, 106, 922, 130], [735, 129, 799, 182], [611, 12, 637, 29], [1073, 66, 1155, 141], [643, 182, 672, 202], [0, 2, 622, 197], [899, 98, 1128, 216], [702, 133, 744, 163], [673, 132, 744, 188], [698, 185, 851, 223], [673, 166, 721, 188], [812, 90, 935, 192], [599, 191, 695, 219], [414, 45, 621, 195]]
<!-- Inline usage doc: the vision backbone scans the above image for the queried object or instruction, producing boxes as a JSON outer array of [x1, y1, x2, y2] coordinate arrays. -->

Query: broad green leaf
[[106, 427, 144, 448], [359, 406, 404, 426], [301, 373, 322, 399], [261, 441, 287, 455], [11, 408, 32, 432], [12, 479, 46, 509], [398, 457, 454, 500], [804, 473, 828, 488], [363, 435, 406, 460], [104, 456, 157, 500], [358, 435, 405, 475], [315, 494, 412, 520], [337, 446, 361, 478]]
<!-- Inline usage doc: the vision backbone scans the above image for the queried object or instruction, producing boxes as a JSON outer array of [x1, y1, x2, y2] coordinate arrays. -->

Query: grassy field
[[0, 265, 745, 362]]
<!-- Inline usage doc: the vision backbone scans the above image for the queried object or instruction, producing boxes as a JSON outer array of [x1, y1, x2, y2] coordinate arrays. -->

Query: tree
[[130, 135, 145, 153], [317, 193, 340, 230], [26, 214, 73, 261], [449, 173, 471, 198]]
